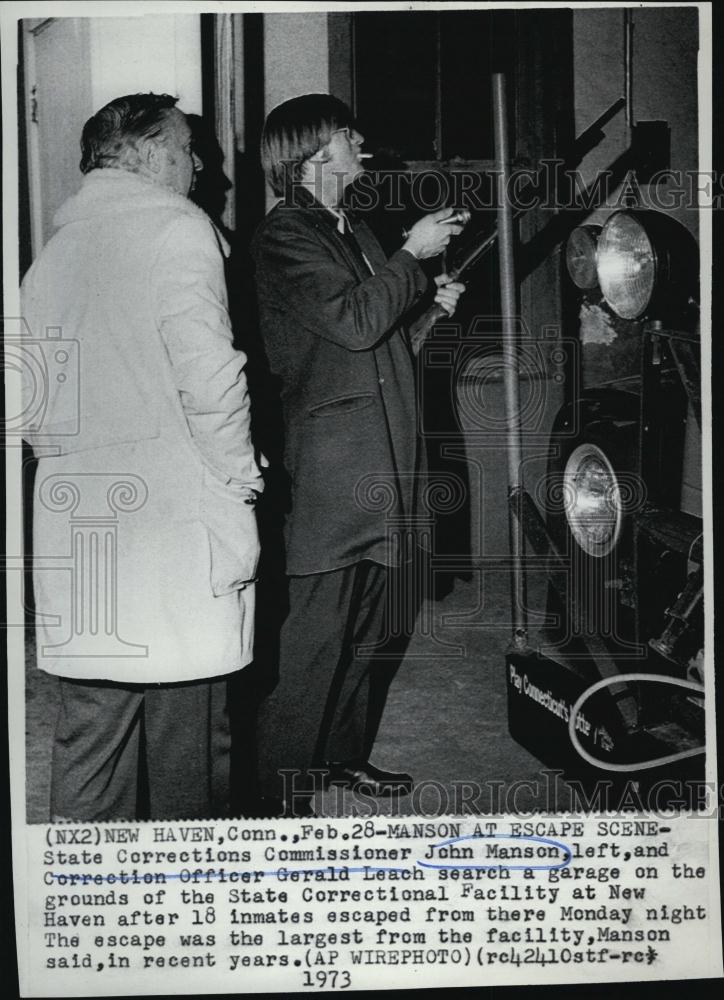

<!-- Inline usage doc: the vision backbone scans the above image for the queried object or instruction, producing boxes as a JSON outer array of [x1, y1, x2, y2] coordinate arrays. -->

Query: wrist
[[401, 241, 420, 260]]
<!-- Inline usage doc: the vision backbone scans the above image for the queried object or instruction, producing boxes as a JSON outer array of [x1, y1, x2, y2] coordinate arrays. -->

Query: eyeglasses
[[331, 126, 362, 145]]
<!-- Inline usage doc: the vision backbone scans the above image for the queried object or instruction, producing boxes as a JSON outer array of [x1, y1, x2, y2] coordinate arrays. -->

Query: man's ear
[[301, 146, 329, 182], [299, 158, 314, 184], [307, 146, 327, 162], [139, 136, 163, 175]]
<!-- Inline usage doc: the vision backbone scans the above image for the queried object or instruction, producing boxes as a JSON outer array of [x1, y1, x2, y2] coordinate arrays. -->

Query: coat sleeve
[[153, 214, 261, 490], [253, 214, 428, 351]]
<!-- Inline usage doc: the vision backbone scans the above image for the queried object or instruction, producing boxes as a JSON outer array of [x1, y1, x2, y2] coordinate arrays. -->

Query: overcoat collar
[[54, 168, 231, 256]]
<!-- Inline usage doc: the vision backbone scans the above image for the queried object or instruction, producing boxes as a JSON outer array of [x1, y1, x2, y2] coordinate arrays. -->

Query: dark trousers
[[50, 676, 231, 821], [256, 559, 407, 800]]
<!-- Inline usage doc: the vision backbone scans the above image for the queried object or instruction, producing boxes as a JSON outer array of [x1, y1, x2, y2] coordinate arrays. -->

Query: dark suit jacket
[[251, 190, 429, 575]]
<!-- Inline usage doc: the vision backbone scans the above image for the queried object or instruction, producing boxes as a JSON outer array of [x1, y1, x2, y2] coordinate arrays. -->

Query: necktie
[[336, 211, 375, 275]]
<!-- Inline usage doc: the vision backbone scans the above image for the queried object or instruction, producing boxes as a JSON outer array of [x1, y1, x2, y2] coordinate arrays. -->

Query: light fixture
[[596, 211, 657, 320], [565, 209, 695, 322], [564, 443, 623, 557], [565, 224, 601, 290]]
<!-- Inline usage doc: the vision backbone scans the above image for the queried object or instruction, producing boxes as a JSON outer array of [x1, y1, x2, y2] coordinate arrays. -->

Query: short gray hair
[[80, 93, 179, 174]]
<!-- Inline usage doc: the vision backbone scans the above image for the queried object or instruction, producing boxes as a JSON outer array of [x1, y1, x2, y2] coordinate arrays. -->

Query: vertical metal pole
[[434, 13, 443, 159], [624, 9, 634, 131], [493, 72, 527, 651]]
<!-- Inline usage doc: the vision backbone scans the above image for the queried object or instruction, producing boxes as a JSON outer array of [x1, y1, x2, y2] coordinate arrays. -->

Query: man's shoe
[[324, 761, 413, 796]]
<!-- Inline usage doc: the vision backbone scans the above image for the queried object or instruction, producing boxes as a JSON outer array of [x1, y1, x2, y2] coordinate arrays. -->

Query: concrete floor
[[373, 577, 575, 816], [25, 570, 575, 823]]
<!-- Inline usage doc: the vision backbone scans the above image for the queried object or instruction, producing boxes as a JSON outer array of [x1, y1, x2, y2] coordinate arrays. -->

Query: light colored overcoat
[[21, 169, 261, 682]]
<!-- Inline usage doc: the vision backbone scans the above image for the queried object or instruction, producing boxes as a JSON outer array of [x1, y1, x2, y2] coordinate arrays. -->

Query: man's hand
[[408, 273, 466, 357], [403, 207, 464, 260], [433, 273, 466, 318]]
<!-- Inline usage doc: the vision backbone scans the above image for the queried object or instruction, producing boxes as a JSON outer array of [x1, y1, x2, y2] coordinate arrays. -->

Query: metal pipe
[[493, 72, 527, 651], [624, 9, 634, 131], [434, 11, 443, 160]]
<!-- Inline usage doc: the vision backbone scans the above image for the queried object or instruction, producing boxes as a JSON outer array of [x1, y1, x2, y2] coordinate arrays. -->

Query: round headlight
[[596, 211, 656, 320], [564, 443, 622, 557], [565, 225, 601, 290]]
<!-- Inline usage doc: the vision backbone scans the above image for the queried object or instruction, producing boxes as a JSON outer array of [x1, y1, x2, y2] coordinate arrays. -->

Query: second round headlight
[[564, 443, 623, 557]]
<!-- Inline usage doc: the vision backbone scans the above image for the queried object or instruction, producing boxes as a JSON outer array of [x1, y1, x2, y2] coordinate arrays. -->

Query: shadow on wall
[[187, 113, 233, 236], [186, 112, 283, 470]]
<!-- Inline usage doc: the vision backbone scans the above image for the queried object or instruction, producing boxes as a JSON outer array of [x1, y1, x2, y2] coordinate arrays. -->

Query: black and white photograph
[[3, 1, 720, 995]]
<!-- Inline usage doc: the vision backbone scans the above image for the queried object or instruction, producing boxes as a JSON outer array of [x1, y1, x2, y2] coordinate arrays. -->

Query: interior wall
[[263, 14, 329, 115], [89, 14, 202, 115], [22, 12, 202, 257], [573, 5, 699, 238], [261, 13, 329, 209]]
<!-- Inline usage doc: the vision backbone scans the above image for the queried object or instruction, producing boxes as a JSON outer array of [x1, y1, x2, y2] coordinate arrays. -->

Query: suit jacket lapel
[[351, 218, 389, 273], [300, 205, 372, 283]]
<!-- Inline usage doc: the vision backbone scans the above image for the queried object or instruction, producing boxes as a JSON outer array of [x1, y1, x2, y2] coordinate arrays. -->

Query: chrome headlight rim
[[565, 224, 601, 291], [564, 442, 623, 558], [596, 210, 658, 321]]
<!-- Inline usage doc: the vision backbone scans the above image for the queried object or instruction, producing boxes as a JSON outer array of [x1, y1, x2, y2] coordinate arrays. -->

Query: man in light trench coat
[[21, 93, 262, 821]]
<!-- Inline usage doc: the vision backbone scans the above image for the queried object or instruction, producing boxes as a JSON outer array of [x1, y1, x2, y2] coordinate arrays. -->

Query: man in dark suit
[[251, 94, 465, 815]]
